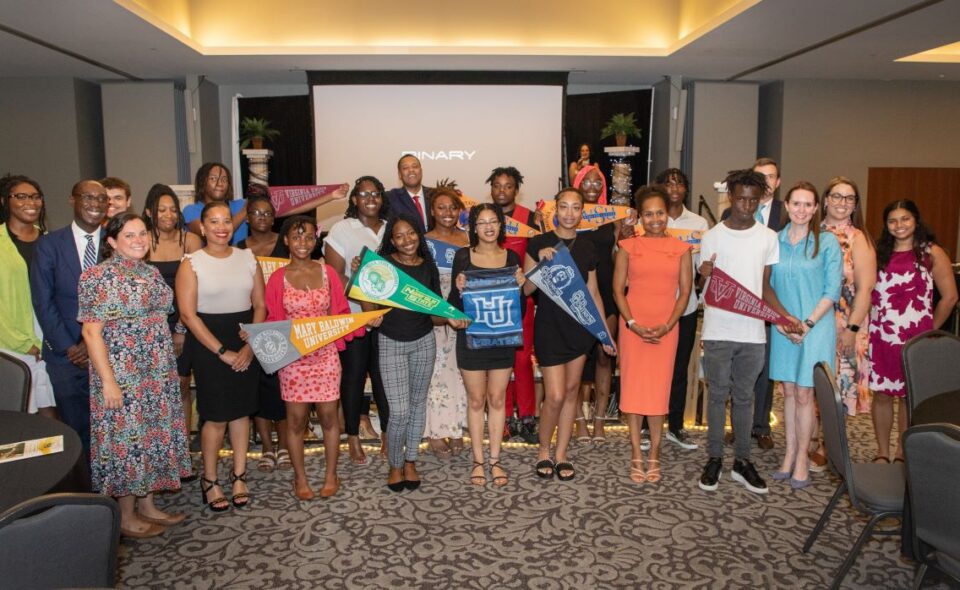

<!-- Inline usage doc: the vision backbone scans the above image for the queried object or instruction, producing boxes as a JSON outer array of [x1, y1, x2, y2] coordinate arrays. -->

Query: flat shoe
[[319, 478, 341, 498], [139, 512, 186, 526], [535, 459, 555, 479], [555, 462, 575, 481], [276, 449, 293, 470], [771, 471, 792, 481], [257, 451, 277, 472], [790, 477, 811, 490], [120, 523, 165, 539], [294, 481, 315, 501]]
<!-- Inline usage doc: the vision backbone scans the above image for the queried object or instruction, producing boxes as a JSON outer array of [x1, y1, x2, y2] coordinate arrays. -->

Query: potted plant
[[239, 116, 280, 149], [600, 112, 642, 147]]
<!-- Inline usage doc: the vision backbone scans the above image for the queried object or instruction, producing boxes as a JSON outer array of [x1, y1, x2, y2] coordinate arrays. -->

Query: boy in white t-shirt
[[696, 169, 801, 494]]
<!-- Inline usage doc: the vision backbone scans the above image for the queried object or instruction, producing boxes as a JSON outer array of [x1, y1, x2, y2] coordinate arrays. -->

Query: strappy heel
[[230, 471, 251, 508], [470, 461, 486, 486], [629, 459, 645, 484], [200, 477, 229, 512], [489, 459, 508, 487], [645, 459, 662, 483]]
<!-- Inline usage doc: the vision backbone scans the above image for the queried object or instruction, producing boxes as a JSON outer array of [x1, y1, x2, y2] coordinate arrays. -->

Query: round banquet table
[[0, 411, 90, 514]]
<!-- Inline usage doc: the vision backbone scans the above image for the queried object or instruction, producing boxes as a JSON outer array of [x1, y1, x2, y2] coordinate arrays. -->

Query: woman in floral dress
[[423, 188, 469, 459], [869, 199, 957, 462], [80, 213, 190, 538]]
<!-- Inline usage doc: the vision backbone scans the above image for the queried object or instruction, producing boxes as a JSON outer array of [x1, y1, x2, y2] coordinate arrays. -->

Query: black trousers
[[751, 325, 775, 435], [339, 330, 388, 436], [667, 311, 699, 433]]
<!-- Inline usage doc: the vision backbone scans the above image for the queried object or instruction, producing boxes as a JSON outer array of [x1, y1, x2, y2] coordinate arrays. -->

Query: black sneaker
[[519, 418, 539, 445], [731, 459, 768, 494], [699, 457, 723, 491], [666, 429, 698, 450]]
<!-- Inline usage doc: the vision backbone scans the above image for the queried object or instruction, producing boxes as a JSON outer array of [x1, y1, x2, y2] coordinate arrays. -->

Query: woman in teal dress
[[768, 182, 841, 490], [80, 213, 191, 538]]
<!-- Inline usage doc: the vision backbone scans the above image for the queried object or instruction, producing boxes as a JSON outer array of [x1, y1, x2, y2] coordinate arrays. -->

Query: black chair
[[903, 423, 960, 589], [804, 362, 905, 590], [0, 493, 120, 589], [903, 329, 960, 423], [0, 350, 31, 412]]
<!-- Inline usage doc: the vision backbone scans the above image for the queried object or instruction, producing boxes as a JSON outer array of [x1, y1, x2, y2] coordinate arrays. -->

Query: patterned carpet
[[118, 410, 929, 590]]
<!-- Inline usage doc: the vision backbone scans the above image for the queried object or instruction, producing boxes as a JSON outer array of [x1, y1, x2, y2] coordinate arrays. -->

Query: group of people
[[2, 151, 955, 538]]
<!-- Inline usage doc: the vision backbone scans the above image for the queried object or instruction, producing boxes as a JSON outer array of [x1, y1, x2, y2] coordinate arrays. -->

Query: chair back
[[903, 330, 960, 422], [813, 362, 857, 490], [903, 423, 960, 571], [0, 493, 120, 589], [0, 351, 31, 412]]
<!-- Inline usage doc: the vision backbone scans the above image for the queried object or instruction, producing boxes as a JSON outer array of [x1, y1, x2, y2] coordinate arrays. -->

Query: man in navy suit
[[30, 179, 108, 453], [386, 154, 431, 232], [721, 157, 786, 450]]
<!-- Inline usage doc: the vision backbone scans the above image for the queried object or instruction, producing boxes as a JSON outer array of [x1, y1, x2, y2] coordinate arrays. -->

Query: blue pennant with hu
[[462, 266, 523, 350], [525, 242, 615, 348], [425, 238, 460, 271]]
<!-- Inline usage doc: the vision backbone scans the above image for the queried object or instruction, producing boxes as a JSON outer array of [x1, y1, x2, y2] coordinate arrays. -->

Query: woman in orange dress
[[613, 186, 692, 484]]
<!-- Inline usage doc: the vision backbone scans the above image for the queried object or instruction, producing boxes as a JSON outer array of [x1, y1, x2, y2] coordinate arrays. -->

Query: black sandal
[[470, 461, 486, 486], [200, 477, 229, 512], [535, 459, 555, 479], [871, 456, 890, 464], [555, 462, 575, 481], [489, 459, 508, 487], [230, 471, 251, 508]]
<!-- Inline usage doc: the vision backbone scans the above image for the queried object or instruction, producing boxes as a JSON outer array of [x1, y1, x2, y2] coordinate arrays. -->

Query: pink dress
[[277, 268, 342, 403]]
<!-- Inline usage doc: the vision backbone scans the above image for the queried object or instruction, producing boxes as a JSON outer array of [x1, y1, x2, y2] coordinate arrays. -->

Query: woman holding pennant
[[448, 203, 525, 487], [423, 188, 469, 460], [524, 188, 615, 481], [262, 216, 363, 500], [613, 186, 692, 484], [363, 214, 464, 492]]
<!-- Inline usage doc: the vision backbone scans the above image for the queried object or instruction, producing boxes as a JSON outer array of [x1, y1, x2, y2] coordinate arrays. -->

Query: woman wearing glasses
[[0, 174, 56, 418], [324, 177, 392, 465]]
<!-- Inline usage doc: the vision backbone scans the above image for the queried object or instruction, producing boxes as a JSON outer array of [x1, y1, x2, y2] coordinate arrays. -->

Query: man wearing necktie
[[386, 155, 431, 233], [30, 180, 108, 454]]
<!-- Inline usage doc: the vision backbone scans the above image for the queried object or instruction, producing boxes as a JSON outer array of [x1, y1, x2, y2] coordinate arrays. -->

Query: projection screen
[[312, 84, 563, 229]]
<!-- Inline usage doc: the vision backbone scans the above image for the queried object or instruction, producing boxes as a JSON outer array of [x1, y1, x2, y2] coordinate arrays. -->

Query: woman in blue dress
[[768, 181, 841, 489]]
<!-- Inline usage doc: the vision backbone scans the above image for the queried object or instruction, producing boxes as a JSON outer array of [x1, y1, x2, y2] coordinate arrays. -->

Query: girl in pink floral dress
[[264, 216, 363, 500], [869, 200, 957, 462]]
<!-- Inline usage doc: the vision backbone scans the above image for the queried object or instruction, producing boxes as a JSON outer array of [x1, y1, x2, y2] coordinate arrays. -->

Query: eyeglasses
[[75, 193, 108, 204], [10, 193, 43, 202], [581, 180, 603, 189], [356, 191, 382, 199], [827, 193, 857, 205], [475, 220, 500, 227], [207, 175, 229, 185], [249, 210, 274, 218]]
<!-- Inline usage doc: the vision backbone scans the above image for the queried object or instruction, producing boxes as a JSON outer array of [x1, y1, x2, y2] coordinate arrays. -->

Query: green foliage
[[600, 112, 642, 140], [239, 117, 281, 148]]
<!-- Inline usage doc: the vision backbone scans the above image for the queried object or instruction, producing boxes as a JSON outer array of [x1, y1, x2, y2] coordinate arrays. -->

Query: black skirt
[[189, 309, 260, 422], [455, 331, 516, 371]]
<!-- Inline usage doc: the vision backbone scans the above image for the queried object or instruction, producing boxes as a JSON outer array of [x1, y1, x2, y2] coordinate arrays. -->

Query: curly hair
[[278, 215, 317, 240], [725, 169, 767, 197], [654, 168, 690, 190], [485, 166, 524, 187], [377, 213, 434, 265], [0, 174, 47, 233], [633, 184, 669, 211], [142, 183, 184, 247], [876, 199, 936, 272], [193, 162, 232, 204], [468, 203, 506, 248], [345, 175, 389, 220]]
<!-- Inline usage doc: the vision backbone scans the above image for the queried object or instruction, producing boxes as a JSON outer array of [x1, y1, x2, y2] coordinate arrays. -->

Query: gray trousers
[[703, 340, 766, 461], [379, 332, 436, 469]]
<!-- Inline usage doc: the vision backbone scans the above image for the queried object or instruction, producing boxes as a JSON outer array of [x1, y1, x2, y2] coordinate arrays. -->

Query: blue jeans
[[703, 341, 765, 461]]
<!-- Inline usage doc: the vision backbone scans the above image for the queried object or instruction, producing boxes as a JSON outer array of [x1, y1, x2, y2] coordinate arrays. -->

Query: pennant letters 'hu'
[[462, 266, 523, 349]]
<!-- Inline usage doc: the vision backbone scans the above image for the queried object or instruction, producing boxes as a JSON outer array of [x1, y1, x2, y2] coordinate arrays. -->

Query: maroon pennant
[[269, 185, 342, 217], [704, 267, 791, 326]]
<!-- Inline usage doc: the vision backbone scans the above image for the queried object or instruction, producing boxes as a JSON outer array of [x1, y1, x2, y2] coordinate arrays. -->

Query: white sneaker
[[640, 429, 651, 452], [666, 429, 698, 450]]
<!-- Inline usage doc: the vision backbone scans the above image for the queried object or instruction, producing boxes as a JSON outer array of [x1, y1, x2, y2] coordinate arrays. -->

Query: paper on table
[[0, 435, 64, 464]]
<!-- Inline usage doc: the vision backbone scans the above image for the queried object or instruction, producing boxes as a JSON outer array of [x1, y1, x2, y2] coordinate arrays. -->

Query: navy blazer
[[30, 225, 103, 365], [386, 187, 431, 233], [721, 198, 787, 231]]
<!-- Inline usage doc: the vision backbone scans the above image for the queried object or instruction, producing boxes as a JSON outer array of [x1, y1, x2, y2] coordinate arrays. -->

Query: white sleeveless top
[[186, 248, 258, 314]]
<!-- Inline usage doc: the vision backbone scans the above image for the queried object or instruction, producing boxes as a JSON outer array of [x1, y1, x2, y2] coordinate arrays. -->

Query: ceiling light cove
[[897, 40, 960, 63]]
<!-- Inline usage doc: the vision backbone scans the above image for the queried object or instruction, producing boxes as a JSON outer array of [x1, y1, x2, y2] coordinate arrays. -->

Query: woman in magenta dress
[[264, 216, 366, 500], [869, 199, 957, 462]]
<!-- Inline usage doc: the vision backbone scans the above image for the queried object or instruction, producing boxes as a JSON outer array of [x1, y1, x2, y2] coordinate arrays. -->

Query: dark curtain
[[237, 96, 313, 191], [564, 89, 653, 197]]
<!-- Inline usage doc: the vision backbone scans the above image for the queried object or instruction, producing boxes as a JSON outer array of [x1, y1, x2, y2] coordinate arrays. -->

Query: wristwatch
[[848, 323, 861, 333], [626, 319, 637, 329], [217, 345, 227, 355], [804, 319, 816, 329]]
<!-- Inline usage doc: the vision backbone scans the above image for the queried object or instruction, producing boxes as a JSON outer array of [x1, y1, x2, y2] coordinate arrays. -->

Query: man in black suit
[[721, 157, 785, 450], [386, 154, 431, 232]]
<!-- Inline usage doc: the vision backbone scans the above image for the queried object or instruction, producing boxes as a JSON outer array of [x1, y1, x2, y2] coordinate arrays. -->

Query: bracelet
[[626, 319, 637, 328], [804, 319, 816, 329], [217, 345, 226, 355]]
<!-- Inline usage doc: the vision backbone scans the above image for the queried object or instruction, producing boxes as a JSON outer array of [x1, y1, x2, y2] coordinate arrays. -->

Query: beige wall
[[776, 79, 960, 221]]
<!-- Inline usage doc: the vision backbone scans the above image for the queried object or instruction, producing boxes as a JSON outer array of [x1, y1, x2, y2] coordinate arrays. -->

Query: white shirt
[[185, 248, 258, 314], [667, 207, 710, 316], [71, 222, 101, 268], [406, 189, 429, 229], [699, 221, 779, 344], [324, 217, 387, 313]]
